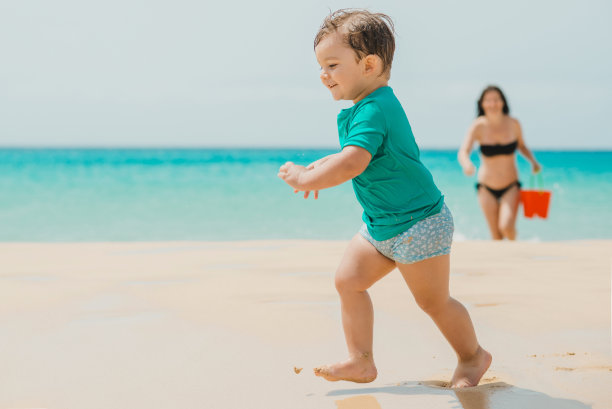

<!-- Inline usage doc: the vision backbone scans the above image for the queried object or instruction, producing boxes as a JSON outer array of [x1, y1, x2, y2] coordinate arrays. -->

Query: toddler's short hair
[[314, 9, 396, 76]]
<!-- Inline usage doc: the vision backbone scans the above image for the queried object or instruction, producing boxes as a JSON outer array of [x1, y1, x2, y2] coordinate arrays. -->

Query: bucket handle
[[529, 172, 545, 192]]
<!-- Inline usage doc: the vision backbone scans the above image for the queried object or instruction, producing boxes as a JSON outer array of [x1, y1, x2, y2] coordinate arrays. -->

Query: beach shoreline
[[1, 240, 610, 409]]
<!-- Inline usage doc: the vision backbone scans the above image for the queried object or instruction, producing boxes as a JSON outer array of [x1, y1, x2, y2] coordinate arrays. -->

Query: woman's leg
[[498, 185, 520, 240], [397, 254, 491, 387], [477, 187, 503, 240], [314, 234, 396, 383]]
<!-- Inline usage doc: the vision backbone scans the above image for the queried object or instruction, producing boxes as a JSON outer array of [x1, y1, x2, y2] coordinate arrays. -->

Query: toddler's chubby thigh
[[358, 224, 395, 260], [391, 204, 454, 264]]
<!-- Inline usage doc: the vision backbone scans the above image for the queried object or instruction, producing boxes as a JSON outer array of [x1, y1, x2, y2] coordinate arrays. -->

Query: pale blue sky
[[1, 0, 610, 148]]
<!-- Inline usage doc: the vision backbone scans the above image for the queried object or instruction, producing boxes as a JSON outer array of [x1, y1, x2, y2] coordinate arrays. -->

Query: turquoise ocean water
[[0, 148, 610, 242]]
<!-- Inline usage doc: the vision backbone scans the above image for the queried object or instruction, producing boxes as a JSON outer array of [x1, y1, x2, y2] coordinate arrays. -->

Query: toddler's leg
[[397, 254, 491, 388], [314, 234, 395, 383]]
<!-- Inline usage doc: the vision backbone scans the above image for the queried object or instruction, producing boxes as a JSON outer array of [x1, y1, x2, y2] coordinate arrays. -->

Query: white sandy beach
[[0, 240, 610, 409]]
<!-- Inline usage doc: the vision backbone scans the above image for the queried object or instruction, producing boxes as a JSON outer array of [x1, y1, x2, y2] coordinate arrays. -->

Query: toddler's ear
[[363, 54, 383, 76]]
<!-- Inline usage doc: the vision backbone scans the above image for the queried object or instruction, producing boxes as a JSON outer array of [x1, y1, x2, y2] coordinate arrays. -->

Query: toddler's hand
[[302, 161, 322, 199], [301, 190, 318, 199], [278, 161, 306, 191]]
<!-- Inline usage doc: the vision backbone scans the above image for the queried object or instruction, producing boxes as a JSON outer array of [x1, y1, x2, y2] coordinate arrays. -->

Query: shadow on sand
[[328, 380, 592, 409]]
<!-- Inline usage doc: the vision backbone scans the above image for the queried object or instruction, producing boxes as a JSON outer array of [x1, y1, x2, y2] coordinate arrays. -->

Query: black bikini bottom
[[475, 181, 521, 200]]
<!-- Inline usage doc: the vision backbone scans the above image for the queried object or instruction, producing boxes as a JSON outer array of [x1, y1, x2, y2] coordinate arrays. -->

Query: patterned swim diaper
[[359, 203, 454, 264]]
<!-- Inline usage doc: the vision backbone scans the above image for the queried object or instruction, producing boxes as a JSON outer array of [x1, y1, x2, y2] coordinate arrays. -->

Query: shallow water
[[330, 380, 593, 409], [0, 148, 610, 241]]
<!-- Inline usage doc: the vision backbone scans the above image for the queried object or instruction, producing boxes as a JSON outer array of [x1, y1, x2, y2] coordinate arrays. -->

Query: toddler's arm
[[298, 154, 339, 199], [306, 154, 337, 170], [278, 146, 371, 192]]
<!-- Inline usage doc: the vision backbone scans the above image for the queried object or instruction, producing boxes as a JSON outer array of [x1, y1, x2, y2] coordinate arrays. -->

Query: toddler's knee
[[334, 273, 365, 294], [415, 295, 449, 316], [334, 273, 348, 293]]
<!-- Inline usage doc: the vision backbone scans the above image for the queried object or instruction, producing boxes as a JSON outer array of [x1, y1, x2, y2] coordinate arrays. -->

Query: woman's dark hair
[[477, 85, 510, 117]]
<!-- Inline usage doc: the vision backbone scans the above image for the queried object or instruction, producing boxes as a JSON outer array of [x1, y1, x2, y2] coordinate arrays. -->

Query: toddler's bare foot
[[450, 346, 492, 388], [314, 352, 377, 383]]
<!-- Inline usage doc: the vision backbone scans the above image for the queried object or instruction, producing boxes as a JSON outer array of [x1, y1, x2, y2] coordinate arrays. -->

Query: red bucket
[[520, 190, 552, 219], [520, 172, 552, 219]]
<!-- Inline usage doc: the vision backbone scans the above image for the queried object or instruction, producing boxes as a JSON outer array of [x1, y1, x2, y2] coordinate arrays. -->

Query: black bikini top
[[480, 140, 518, 157]]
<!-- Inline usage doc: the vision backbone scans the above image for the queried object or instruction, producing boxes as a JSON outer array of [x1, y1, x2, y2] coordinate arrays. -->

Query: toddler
[[278, 9, 491, 388]]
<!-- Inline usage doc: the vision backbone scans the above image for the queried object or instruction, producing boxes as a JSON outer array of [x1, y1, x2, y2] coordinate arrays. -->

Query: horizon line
[[0, 145, 611, 152]]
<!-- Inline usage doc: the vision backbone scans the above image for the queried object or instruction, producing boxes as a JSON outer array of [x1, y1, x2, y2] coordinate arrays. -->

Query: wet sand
[[0, 240, 610, 409]]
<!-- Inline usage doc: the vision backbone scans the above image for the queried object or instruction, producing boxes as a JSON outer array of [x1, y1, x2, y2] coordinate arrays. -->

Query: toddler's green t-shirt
[[337, 86, 444, 241]]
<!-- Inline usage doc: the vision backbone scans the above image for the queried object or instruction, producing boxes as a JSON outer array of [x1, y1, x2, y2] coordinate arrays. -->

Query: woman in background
[[458, 85, 540, 240]]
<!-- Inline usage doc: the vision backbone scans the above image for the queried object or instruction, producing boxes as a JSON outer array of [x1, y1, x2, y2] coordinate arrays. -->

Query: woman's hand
[[462, 162, 476, 176], [532, 161, 541, 174]]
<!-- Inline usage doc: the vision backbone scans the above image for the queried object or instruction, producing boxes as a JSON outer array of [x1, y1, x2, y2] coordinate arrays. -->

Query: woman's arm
[[278, 146, 372, 192], [514, 119, 541, 173], [458, 120, 479, 176]]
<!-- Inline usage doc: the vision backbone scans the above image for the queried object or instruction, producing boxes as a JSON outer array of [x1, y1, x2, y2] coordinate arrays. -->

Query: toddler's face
[[315, 32, 367, 102]]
